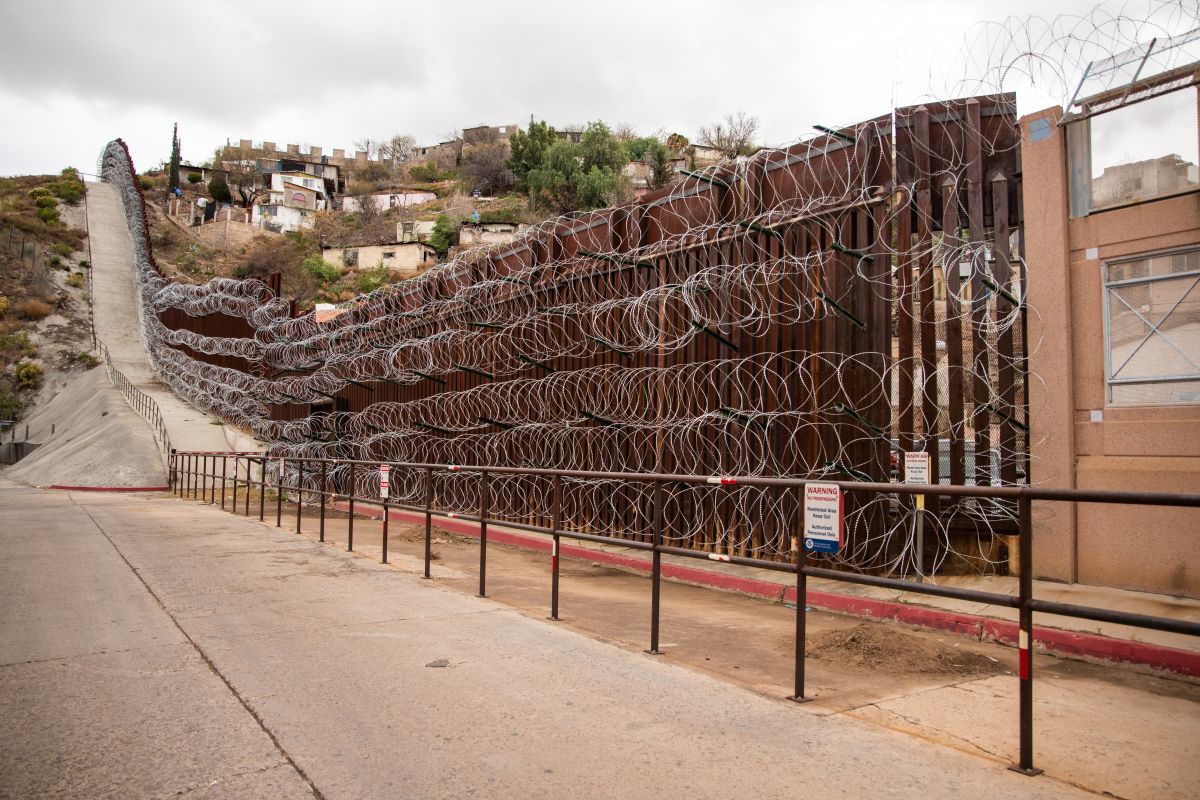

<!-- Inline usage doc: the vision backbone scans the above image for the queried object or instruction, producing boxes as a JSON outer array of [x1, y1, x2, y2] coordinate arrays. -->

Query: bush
[[48, 178, 84, 204], [139, 177, 154, 190], [0, 296, 8, 315], [14, 361, 42, 389], [429, 214, 457, 256], [49, 242, 72, 257], [0, 379, 22, 421], [35, 195, 59, 209], [74, 351, 99, 369], [47, 254, 67, 270], [77, 259, 90, 269], [356, 265, 389, 294], [187, 172, 203, 184], [410, 162, 452, 182], [16, 299, 52, 320], [0, 331, 36, 359], [36, 206, 59, 224], [302, 255, 340, 284], [208, 174, 232, 204], [66, 272, 85, 288]]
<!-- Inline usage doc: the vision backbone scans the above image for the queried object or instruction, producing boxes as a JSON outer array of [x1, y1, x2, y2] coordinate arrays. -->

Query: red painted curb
[[337, 501, 1200, 677], [49, 485, 168, 492]]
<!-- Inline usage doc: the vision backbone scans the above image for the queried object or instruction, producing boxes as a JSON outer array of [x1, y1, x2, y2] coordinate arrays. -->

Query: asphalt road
[[0, 481, 1098, 799]]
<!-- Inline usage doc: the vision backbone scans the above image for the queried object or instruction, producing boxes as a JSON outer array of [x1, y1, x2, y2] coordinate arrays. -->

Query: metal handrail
[[98, 340, 172, 470], [172, 449, 1200, 779]]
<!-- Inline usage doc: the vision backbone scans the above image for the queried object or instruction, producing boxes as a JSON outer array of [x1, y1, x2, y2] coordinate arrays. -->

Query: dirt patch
[[809, 623, 1004, 676]]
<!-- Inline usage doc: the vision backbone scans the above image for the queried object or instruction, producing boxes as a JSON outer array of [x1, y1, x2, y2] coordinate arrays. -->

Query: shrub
[[356, 265, 389, 294], [36, 206, 59, 224], [28, 187, 52, 200], [0, 331, 36, 359], [208, 174, 232, 204], [48, 178, 84, 204], [35, 195, 58, 209], [302, 255, 340, 284], [66, 272, 85, 288], [49, 242, 72, 257], [0, 379, 22, 421], [14, 361, 42, 389], [74, 351, 99, 369], [139, 177, 154, 190], [410, 162, 451, 182], [0, 296, 9, 315], [187, 172, 202, 184], [16, 299, 52, 320], [77, 259, 90, 269]]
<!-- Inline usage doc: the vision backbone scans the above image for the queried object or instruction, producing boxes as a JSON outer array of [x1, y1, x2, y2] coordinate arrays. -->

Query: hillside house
[[250, 171, 328, 232], [342, 188, 438, 213], [415, 139, 463, 171], [321, 241, 438, 277]]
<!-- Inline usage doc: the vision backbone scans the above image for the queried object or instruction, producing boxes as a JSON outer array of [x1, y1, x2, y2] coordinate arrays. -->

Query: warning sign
[[904, 451, 930, 485], [379, 464, 390, 499], [803, 482, 843, 553]]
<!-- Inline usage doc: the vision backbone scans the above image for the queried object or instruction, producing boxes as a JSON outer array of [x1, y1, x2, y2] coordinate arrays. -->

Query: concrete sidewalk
[[1, 480, 1103, 800]]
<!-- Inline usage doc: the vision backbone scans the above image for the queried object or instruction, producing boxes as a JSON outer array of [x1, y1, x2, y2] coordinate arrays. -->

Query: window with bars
[[1104, 247, 1200, 405]]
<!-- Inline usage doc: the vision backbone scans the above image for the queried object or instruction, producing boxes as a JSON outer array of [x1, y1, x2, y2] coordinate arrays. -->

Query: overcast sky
[[0, 0, 1193, 177]]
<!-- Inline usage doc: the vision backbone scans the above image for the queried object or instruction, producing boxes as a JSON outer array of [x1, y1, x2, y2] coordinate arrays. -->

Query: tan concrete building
[[321, 241, 437, 277], [1021, 68, 1200, 597]]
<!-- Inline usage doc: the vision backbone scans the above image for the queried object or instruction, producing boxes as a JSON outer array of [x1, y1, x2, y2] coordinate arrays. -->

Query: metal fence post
[[1010, 494, 1042, 776], [245, 458, 252, 516], [550, 473, 562, 621], [347, 461, 356, 551], [788, 511, 812, 703], [319, 461, 327, 543], [424, 466, 433, 579], [258, 458, 265, 522], [295, 460, 304, 534], [220, 454, 227, 509], [382, 494, 389, 564], [208, 455, 216, 503], [230, 456, 239, 512], [479, 470, 490, 598], [646, 479, 664, 655], [169, 448, 177, 493], [275, 458, 283, 527]]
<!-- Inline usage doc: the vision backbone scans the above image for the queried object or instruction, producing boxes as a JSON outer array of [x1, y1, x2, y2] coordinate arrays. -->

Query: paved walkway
[[0, 481, 1096, 800], [86, 181, 256, 457]]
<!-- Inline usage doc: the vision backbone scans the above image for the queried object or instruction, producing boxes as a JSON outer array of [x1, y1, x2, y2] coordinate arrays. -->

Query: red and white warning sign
[[803, 482, 844, 553], [379, 464, 390, 499]]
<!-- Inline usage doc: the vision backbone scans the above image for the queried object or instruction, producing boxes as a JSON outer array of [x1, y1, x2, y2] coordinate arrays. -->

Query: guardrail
[[171, 450, 1200, 778], [98, 340, 171, 470]]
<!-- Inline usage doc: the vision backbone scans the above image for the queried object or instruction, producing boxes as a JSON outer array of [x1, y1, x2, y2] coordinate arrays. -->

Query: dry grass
[[16, 299, 52, 320]]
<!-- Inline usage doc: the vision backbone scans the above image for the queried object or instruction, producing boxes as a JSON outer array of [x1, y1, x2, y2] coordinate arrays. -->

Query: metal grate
[[1105, 248, 1200, 405]]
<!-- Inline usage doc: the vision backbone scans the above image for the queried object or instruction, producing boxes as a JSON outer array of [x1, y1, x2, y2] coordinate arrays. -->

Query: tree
[[665, 133, 689, 154], [429, 214, 457, 256], [208, 173, 232, 204], [579, 121, 625, 173], [696, 112, 760, 159], [527, 139, 581, 212], [352, 137, 380, 159], [460, 142, 515, 196], [574, 166, 627, 210], [507, 120, 556, 193], [647, 141, 675, 190], [167, 122, 181, 197], [625, 136, 660, 162], [212, 143, 262, 207], [380, 134, 416, 177]]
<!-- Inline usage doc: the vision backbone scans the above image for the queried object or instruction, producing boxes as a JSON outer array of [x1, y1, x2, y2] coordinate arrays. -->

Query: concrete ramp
[[2, 368, 164, 487], [87, 181, 260, 457]]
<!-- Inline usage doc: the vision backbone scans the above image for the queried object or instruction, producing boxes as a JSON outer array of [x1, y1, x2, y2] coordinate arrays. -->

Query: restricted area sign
[[379, 464, 390, 499], [904, 451, 930, 509], [277, 457, 285, 477], [803, 482, 843, 553]]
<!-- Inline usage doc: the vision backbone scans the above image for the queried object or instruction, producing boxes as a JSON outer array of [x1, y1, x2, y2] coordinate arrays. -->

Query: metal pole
[[245, 458, 252, 516], [276, 459, 283, 527], [550, 473, 562, 621], [230, 456, 239, 512], [258, 458, 265, 522], [479, 470, 489, 597], [220, 454, 227, 509], [789, 518, 812, 703], [319, 461, 327, 543], [382, 497, 389, 564], [646, 479, 664, 655], [347, 461, 356, 551], [170, 449, 176, 493], [208, 455, 215, 504], [295, 461, 304, 534], [424, 467, 433, 579], [1009, 495, 1042, 776]]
